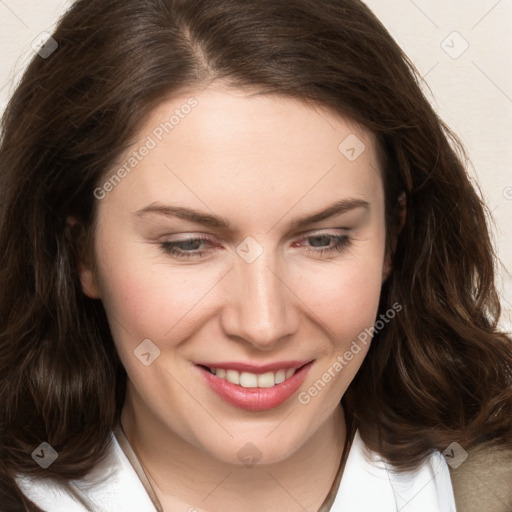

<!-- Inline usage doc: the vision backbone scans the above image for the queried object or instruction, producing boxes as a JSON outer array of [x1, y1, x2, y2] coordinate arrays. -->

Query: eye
[[160, 235, 214, 259], [159, 232, 351, 260], [296, 233, 350, 256]]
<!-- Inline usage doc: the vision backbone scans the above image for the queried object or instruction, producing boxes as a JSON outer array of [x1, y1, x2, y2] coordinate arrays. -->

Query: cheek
[[93, 233, 222, 359], [292, 244, 386, 347]]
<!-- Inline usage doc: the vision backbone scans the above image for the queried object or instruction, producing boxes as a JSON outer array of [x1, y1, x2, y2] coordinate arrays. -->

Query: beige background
[[0, 0, 511, 330]]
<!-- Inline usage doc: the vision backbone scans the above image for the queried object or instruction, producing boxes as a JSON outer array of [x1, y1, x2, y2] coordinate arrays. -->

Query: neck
[[120, 386, 346, 512]]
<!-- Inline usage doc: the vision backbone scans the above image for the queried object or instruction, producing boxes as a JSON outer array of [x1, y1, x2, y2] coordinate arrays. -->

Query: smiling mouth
[[198, 363, 310, 388], [196, 361, 314, 411]]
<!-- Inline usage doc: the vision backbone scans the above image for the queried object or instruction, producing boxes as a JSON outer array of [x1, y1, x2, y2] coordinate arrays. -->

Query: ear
[[382, 192, 406, 281], [66, 216, 101, 299]]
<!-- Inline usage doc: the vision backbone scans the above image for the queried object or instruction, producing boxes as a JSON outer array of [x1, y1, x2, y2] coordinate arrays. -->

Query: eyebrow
[[133, 198, 370, 230]]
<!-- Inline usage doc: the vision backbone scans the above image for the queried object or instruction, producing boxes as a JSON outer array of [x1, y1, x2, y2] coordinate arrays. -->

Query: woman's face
[[80, 83, 389, 465]]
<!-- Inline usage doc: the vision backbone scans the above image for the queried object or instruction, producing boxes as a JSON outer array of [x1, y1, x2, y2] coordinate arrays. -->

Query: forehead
[[98, 84, 383, 221]]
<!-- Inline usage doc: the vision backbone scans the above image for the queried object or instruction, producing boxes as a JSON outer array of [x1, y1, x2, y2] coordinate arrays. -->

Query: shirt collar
[[329, 429, 457, 511]]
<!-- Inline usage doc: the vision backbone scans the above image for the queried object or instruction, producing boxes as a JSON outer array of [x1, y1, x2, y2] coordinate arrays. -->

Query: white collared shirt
[[331, 430, 457, 511], [15, 429, 457, 511]]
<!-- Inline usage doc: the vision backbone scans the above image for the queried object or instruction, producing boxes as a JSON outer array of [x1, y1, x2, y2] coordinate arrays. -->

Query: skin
[[77, 82, 399, 512]]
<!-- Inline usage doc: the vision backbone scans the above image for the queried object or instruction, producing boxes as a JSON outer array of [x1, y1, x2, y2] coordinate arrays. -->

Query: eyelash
[[159, 233, 350, 260]]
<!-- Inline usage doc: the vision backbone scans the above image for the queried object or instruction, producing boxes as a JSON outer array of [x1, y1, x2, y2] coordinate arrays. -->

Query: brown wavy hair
[[1, 0, 511, 509]]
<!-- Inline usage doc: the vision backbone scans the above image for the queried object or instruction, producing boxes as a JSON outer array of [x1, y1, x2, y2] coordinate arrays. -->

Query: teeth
[[210, 367, 298, 388], [239, 372, 258, 388], [275, 369, 286, 384], [257, 372, 275, 388], [226, 369, 240, 385]]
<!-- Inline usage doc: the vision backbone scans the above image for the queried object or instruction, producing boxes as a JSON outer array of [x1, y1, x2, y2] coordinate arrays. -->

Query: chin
[[202, 431, 305, 468]]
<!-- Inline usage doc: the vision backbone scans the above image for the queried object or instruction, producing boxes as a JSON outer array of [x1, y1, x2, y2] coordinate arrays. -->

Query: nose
[[220, 245, 299, 351]]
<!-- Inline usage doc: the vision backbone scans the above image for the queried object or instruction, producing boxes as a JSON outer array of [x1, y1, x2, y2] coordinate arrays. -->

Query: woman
[[1, 0, 511, 511]]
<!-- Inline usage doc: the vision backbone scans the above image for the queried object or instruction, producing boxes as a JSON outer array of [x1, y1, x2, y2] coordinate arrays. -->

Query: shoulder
[[14, 432, 157, 512], [448, 442, 512, 512]]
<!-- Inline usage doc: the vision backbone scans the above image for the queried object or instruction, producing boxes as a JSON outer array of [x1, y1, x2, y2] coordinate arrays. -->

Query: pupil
[[182, 239, 202, 250], [310, 236, 330, 248]]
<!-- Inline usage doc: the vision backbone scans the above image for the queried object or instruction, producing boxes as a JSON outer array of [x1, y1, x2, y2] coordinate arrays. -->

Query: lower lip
[[196, 362, 314, 411]]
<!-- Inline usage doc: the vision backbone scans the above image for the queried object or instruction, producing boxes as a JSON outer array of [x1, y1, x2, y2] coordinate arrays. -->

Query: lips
[[195, 360, 314, 411]]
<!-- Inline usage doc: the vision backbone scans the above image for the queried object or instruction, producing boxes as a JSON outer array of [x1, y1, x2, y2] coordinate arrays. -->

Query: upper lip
[[196, 360, 313, 374]]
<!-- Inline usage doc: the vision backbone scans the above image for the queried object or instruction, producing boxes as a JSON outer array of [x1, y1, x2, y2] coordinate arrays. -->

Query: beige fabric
[[449, 443, 512, 512]]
